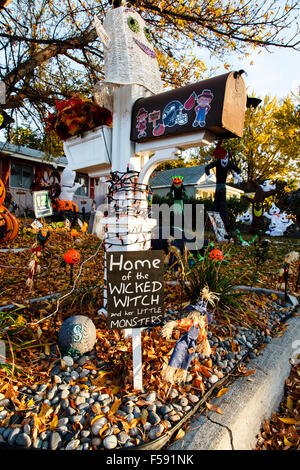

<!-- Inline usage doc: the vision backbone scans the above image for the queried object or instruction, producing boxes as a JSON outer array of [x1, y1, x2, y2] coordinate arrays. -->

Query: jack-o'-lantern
[[64, 248, 81, 264], [0, 178, 6, 207], [209, 248, 224, 262], [54, 200, 79, 213], [172, 176, 184, 187], [71, 229, 78, 238]]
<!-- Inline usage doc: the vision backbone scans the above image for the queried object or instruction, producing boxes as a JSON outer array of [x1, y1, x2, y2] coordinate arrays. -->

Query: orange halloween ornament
[[209, 248, 224, 262], [0, 178, 19, 242], [64, 248, 81, 264]]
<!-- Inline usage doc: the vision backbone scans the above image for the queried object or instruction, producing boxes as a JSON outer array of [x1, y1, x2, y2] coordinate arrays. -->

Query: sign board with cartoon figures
[[131, 71, 247, 143]]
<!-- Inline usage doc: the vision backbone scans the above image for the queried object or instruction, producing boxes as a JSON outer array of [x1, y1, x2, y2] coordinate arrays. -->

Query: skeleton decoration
[[94, 4, 163, 98]]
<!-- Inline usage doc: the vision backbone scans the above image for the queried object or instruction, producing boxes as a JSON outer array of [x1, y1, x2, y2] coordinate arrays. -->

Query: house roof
[[0, 141, 68, 167], [149, 165, 206, 188]]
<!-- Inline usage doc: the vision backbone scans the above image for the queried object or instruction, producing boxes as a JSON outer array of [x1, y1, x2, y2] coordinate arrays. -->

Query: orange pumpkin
[[0, 178, 5, 206], [64, 248, 81, 264], [54, 200, 79, 213], [209, 248, 224, 262], [172, 176, 184, 186]]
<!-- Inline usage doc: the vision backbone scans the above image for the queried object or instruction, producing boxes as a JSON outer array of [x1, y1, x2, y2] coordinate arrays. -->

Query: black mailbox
[[131, 71, 247, 143]]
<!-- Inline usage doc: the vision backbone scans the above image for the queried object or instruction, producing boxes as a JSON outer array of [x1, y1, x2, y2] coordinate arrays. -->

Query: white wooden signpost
[[63, 3, 248, 390]]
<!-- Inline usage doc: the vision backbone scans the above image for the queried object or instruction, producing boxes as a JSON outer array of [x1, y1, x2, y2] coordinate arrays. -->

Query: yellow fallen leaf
[[216, 388, 229, 398], [108, 398, 122, 416], [283, 436, 295, 447], [174, 428, 185, 441], [90, 414, 105, 426], [206, 402, 223, 415], [99, 423, 110, 438], [278, 417, 297, 425], [286, 396, 293, 409], [49, 414, 58, 431]]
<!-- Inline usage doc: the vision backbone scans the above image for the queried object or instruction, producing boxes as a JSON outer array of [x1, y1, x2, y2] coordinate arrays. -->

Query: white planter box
[[63, 126, 112, 175]]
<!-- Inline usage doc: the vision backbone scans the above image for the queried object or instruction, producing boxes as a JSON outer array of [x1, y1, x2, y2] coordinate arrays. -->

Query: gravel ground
[[0, 298, 296, 450]]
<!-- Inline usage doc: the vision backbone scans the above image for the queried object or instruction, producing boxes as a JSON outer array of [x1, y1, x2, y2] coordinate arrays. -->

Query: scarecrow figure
[[161, 288, 218, 384], [205, 139, 242, 227], [167, 175, 187, 215]]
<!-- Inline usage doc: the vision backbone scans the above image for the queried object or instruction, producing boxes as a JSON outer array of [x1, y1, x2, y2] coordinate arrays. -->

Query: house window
[[10, 162, 34, 189], [75, 174, 89, 197]]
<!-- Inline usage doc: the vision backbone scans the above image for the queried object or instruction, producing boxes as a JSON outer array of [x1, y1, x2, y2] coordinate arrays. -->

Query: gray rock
[[92, 417, 108, 436], [103, 434, 118, 449], [23, 424, 31, 435], [49, 432, 62, 450], [188, 393, 199, 404], [47, 385, 57, 401], [8, 427, 21, 445], [81, 430, 90, 438], [77, 356, 88, 366], [149, 423, 164, 440], [117, 431, 130, 445], [65, 439, 80, 450], [148, 412, 161, 425], [62, 356, 74, 367], [0, 410, 8, 421], [58, 417, 69, 427], [146, 392, 156, 403], [15, 433, 32, 448], [61, 389, 70, 400], [71, 385, 80, 394], [53, 375, 62, 384], [180, 397, 188, 407], [91, 437, 101, 447]]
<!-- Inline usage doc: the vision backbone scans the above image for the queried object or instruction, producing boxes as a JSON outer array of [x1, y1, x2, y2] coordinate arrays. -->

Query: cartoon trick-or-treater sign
[[136, 108, 148, 139], [192, 89, 214, 128]]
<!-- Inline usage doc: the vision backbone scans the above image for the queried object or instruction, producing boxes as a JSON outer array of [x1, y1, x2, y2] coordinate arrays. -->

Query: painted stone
[[58, 315, 97, 356]]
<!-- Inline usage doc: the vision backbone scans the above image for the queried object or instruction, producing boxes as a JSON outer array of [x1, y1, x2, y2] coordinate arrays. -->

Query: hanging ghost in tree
[[93, 1, 163, 109], [205, 139, 242, 227]]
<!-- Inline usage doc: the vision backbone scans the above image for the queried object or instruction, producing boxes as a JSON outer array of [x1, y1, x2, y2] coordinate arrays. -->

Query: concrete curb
[[169, 313, 300, 450]]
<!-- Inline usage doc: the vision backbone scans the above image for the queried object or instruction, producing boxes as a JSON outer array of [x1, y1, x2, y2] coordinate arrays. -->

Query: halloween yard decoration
[[68, 1, 249, 390], [26, 244, 42, 291], [161, 288, 218, 385], [37, 228, 50, 258], [62, 248, 81, 284], [167, 175, 187, 215], [244, 180, 278, 234], [0, 178, 19, 242], [58, 315, 97, 357], [205, 139, 242, 227], [264, 203, 294, 236]]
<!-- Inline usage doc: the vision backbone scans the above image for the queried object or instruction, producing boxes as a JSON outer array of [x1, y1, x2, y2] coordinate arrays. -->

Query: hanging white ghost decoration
[[94, 6, 163, 95], [59, 166, 82, 202]]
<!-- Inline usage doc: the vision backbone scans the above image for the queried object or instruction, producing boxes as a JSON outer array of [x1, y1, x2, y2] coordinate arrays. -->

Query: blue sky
[[197, 45, 299, 101]]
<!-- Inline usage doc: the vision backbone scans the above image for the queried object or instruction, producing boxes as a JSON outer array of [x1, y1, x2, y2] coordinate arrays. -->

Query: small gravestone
[[58, 315, 97, 357]]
